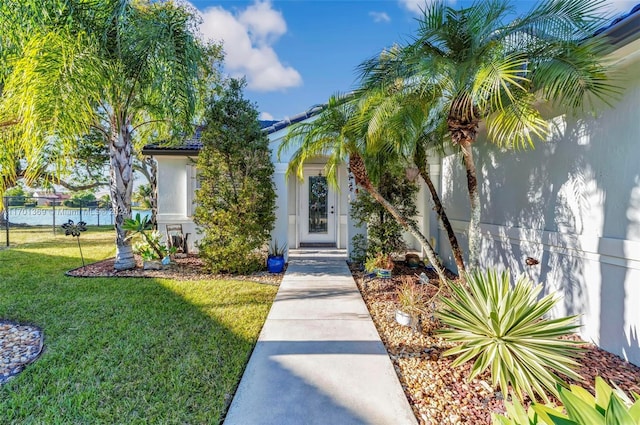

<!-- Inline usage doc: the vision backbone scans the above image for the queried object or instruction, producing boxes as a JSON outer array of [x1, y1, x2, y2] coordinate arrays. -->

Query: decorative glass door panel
[[300, 169, 336, 244], [308, 176, 328, 234]]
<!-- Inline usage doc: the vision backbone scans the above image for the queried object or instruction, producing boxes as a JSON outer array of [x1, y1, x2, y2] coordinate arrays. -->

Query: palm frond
[[485, 95, 549, 149]]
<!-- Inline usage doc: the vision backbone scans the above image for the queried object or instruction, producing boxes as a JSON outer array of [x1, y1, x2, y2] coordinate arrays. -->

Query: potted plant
[[395, 279, 425, 329], [405, 253, 421, 269], [124, 213, 175, 269], [267, 240, 286, 273], [365, 252, 395, 278]]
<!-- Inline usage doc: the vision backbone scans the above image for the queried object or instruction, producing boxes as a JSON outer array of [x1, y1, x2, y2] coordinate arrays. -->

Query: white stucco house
[[143, 5, 640, 365], [435, 7, 640, 366], [141, 109, 432, 256]]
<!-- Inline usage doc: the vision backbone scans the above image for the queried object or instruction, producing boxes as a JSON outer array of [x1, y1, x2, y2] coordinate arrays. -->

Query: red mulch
[[67, 255, 284, 285]]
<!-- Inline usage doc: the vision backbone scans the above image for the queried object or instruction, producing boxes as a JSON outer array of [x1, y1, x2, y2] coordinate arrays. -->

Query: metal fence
[[2, 195, 115, 247]]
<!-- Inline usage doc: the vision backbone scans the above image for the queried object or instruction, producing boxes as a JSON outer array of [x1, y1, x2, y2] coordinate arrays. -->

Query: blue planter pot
[[375, 268, 392, 279], [267, 255, 285, 273]]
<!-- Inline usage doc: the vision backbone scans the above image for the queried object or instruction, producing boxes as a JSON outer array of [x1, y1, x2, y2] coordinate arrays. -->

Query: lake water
[[5, 207, 151, 227]]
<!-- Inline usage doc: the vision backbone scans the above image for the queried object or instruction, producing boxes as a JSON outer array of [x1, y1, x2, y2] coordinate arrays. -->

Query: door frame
[[298, 166, 337, 245]]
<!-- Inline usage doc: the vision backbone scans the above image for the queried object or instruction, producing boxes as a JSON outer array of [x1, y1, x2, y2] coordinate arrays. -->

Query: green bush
[[349, 233, 368, 264], [194, 79, 276, 274], [349, 164, 418, 257], [63, 191, 97, 208], [438, 269, 583, 403], [4, 185, 26, 206], [493, 376, 640, 425], [364, 252, 394, 272]]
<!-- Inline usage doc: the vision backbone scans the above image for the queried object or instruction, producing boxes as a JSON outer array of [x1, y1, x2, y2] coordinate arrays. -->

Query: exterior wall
[[402, 177, 430, 253], [154, 155, 200, 253], [152, 118, 359, 259], [269, 124, 359, 254], [269, 127, 294, 255], [438, 52, 640, 365], [152, 121, 429, 261]]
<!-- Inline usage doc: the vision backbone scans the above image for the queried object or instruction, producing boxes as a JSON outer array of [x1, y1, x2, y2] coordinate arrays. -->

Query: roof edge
[[141, 147, 200, 157], [598, 4, 640, 47]]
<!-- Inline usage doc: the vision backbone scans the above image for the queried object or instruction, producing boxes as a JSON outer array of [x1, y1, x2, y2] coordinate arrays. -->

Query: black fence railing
[[2, 195, 115, 247]]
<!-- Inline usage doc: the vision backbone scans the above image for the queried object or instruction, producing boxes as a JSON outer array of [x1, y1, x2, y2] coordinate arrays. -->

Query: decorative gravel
[[351, 263, 640, 424], [0, 321, 43, 385]]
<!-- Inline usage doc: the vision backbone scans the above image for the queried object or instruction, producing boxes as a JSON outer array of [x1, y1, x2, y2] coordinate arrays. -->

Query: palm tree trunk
[[350, 153, 449, 283], [110, 124, 136, 271], [133, 157, 159, 229], [459, 139, 481, 270], [144, 156, 159, 230], [416, 166, 466, 275]]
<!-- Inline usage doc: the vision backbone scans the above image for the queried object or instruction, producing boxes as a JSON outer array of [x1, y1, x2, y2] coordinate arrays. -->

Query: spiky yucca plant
[[438, 269, 583, 403], [493, 376, 640, 425]]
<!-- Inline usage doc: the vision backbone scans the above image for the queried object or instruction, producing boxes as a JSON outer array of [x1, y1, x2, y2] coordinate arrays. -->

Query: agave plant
[[493, 376, 640, 425], [438, 269, 583, 403], [123, 213, 165, 260]]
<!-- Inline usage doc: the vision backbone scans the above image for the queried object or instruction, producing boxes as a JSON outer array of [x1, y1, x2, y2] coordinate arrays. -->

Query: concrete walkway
[[223, 249, 417, 425]]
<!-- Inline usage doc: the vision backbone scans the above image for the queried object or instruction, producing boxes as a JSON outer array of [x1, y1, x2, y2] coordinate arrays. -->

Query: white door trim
[[298, 166, 337, 245]]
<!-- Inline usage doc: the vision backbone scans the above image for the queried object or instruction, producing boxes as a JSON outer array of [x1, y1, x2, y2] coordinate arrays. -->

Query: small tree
[[350, 162, 418, 258], [132, 184, 152, 209], [194, 79, 276, 274], [64, 190, 96, 208], [3, 185, 26, 206]]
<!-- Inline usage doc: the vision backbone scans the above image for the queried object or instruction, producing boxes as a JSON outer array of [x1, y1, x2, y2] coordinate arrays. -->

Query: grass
[[0, 227, 278, 424]]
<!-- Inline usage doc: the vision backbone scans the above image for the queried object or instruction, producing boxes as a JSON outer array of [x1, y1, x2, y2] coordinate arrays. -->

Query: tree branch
[[0, 118, 20, 128], [43, 173, 108, 191], [131, 119, 168, 133], [90, 123, 110, 141]]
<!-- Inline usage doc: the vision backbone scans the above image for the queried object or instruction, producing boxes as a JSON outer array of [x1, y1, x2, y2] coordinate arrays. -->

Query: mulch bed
[[67, 255, 285, 285], [351, 262, 640, 424]]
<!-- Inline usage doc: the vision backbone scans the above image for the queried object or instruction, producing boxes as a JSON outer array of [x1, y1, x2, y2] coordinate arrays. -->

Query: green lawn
[[0, 227, 277, 424]]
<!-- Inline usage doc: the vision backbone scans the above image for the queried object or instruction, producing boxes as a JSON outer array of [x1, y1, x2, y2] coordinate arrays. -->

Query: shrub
[[396, 279, 426, 316], [349, 233, 368, 264], [194, 79, 276, 274], [493, 376, 640, 425], [364, 252, 394, 272], [349, 164, 418, 257], [438, 269, 583, 403]]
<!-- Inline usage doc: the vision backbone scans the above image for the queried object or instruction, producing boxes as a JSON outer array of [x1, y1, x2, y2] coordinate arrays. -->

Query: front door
[[300, 169, 336, 244]]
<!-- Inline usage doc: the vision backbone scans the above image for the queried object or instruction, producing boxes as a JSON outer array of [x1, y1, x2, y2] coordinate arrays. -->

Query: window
[[186, 164, 200, 217]]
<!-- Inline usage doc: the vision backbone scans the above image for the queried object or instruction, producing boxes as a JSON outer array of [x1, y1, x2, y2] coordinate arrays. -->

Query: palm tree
[[279, 94, 449, 283], [358, 0, 617, 269], [354, 86, 467, 274], [0, 0, 215, 269]]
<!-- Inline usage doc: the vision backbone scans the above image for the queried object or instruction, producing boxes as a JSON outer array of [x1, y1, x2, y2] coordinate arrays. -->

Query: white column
[[273, 163, 289, 258], [346, 169, 365, 257], [427, 156, 442, 253]]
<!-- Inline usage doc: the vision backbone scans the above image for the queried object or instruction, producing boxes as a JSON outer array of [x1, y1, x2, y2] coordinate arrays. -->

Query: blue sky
[[188, 0, 637, 121]]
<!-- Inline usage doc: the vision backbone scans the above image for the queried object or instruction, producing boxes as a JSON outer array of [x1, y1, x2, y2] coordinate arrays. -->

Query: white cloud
[[398, 0, 447, 14], [197, 1, 302, 92], [369, 11, 391, 23], [399, 0, 457, 14], [239, 1, 286, 44], [259, 112, 274, 120]]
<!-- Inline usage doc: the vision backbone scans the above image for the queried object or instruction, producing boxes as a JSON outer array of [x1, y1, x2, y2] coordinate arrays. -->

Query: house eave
[[141, 148, 200, 157], [599, 6, 640, 47]]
